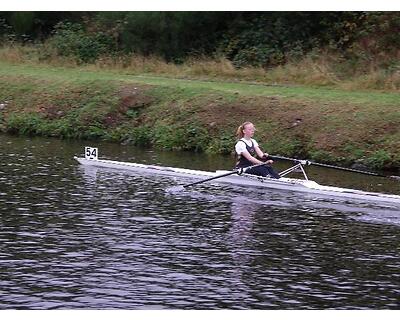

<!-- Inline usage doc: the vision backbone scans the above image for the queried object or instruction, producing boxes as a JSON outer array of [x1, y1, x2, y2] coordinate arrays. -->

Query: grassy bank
[[1, 44, 399, 91], [1, 61, 400, 171]]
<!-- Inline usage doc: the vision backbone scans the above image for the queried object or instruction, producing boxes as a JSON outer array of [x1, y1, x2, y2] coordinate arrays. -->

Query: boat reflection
[[169, 185, 400, 227], [228, 198, 259, 265]]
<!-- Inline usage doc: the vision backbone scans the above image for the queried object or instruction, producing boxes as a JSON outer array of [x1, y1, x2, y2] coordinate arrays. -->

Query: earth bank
[[0, 64, 399, 172]]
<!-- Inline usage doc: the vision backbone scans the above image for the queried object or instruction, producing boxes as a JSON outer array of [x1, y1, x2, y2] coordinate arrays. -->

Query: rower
[[234, 121, 280, 179]]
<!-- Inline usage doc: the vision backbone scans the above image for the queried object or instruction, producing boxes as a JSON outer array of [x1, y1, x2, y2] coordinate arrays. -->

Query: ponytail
[[236, 121, 253, 139]]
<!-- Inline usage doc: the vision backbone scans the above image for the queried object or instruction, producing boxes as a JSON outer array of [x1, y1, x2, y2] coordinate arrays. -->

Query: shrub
[[48, 22, 115, 63], [0, 18, 15, 43], [365, 150, 392, 169], [206, 134, 235, 154], [102, 124, 153, 146], [307, 149, 337, 164], [152, 123, 209, 152], [132, 127, 152, 146], [6, 113, 45, 135]]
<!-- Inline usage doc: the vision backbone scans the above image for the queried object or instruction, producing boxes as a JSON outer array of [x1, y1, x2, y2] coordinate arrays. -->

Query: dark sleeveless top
[[235, 139, 256, 168]]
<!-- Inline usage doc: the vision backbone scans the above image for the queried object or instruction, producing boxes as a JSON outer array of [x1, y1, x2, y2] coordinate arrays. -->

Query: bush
[[0, 18, 16, 43], [308, 149, 337, 164], [221, 12, 368, 68], [125, 126, 152, 146], [206, 134, 235, 154], [365, 150, 392, 169], [108, 125, 152, 146], [101, 12, 231, 62], [48, 22, 115, 63], [152, 123, 209, 152], [6, 113, 45, 135]]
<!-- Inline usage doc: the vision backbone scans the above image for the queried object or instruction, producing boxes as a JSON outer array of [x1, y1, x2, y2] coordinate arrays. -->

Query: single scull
[[74, 147, 400, 206]]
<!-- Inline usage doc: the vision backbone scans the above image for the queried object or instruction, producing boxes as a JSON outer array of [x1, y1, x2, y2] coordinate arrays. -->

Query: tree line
[[0, 12, 399, 69]]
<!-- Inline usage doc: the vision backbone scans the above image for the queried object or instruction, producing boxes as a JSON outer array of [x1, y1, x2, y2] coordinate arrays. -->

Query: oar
[[168, 162, 270, 192], [270, 155, 400, 181]]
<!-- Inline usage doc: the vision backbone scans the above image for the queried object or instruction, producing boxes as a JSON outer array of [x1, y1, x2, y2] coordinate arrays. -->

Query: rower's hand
[[261, 153, 273, 164]]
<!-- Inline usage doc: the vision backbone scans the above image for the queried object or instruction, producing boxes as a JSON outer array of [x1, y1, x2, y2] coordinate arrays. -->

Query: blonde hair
[[236, 121, 253, 139]]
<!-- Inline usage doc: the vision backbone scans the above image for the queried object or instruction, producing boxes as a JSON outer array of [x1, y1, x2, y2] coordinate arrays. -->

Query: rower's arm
[[255, 145, 273, 163], [254, 145, 265, 158], [240, 150, 263, 165]]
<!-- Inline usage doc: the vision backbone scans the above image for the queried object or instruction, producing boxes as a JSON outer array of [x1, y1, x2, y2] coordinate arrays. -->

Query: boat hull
[[74, 157, 400, 205]]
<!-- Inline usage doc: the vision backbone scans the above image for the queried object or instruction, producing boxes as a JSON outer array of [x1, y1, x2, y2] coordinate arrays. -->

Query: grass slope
[[0, 61, 399, 170]]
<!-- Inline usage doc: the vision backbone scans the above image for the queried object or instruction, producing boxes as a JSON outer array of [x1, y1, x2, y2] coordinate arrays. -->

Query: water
[[1, 134, 399, 309]]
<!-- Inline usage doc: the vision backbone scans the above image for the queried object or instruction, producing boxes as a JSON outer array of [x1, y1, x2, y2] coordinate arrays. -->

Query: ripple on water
[[1, 137, 400, 309]]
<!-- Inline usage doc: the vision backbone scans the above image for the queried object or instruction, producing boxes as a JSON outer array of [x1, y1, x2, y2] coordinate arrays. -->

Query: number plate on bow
[[85, 147, 98, 160]]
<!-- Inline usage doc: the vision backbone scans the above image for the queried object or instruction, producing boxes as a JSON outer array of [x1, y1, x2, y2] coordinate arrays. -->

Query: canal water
[[0, 134, 399, 309]]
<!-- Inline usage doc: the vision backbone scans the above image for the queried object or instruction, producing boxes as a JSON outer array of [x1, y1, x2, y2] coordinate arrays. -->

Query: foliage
[[6, 113, 45, 135], [96, 12, 231, 62], [345, 12, 400, 71], [0, 18, 15, 42], [0, 12, 91, 40], [9, 12, 35, 37], [221, 12, 367, 68], [365, 150, 392, 169], [152, 123, 209, 151], [1, 12, 399, 71], [123, 126, 153, 146], [206, 134, 235, 154], [307, 149, 337, 164], [48, 21, 116, 63]]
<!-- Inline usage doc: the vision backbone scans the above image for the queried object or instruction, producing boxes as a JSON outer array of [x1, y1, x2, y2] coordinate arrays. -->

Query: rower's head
[[236, 121, 255, 139]]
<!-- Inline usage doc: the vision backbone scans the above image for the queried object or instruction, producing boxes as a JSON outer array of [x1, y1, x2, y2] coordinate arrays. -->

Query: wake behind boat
[[74, 147, 400, 206]]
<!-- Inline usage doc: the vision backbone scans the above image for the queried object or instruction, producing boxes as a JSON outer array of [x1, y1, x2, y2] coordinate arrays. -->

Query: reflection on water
[[176, 186, 400, 227], [0, 134, 400, 309]]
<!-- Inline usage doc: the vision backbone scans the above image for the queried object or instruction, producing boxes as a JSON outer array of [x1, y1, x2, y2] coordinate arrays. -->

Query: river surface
[[1, 134, 399, 309]]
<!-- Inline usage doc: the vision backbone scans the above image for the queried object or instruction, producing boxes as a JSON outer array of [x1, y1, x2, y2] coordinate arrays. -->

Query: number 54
[[85, 147, 98, 160]]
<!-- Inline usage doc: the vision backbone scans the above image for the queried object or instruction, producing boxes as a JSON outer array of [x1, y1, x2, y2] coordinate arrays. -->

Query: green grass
[[1, 61, 400, 106], [1, 60, 400, 170]]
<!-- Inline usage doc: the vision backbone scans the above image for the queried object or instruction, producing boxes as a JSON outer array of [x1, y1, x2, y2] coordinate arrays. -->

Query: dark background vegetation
[[1, 11, 399, 69]]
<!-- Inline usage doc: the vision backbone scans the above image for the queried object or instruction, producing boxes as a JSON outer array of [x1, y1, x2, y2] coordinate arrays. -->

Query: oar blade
[[166, 186, 186, 193]]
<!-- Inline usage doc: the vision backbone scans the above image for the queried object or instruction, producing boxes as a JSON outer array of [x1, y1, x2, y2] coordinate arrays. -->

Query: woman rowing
[[235, 121, 280, 179]]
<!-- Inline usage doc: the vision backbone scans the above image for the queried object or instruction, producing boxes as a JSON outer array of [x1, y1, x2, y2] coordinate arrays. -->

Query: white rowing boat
[[74, 147, 400, 206]]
